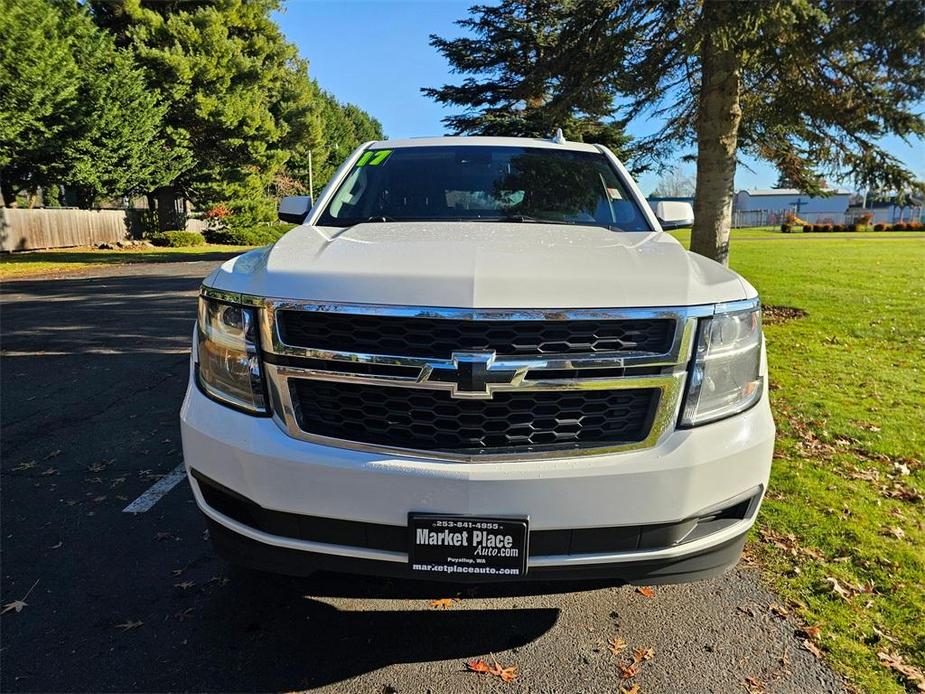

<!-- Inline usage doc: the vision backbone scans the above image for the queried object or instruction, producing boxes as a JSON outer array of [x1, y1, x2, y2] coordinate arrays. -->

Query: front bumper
[[180, 377, 774, 583]]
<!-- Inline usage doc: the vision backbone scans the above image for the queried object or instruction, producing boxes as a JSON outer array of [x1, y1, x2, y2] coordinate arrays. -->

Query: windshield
[[315, 145, 652, 230]]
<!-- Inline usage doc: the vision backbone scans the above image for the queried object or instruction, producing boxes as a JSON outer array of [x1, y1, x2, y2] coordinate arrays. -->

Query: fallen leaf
[[495, 664, 518, 683], [802, 639, 823, 659], [466, 657, 517, 682], [44, 450, 62, 459], [802, 625, 822, 640], [620, 685, 641, 694], [466, 659, 491, 674], [115, 619, 143, 631], [50, 541, 63, 550], [429, 597, 458, 609], [825, 576, 854, 600], [1, 600, 28, 615], [1, 579, 39, 615], [769, 603, 789, 618], [618, 663, 639, 680], [744, 675, 765, 692], [877, 651, 925, 692], [40, 468, 58, 476], [174, 581, 195, 590], [872, 625, 899, 645], [632, 647, 655, 663], [174, 608, 194, 622], [11, 461, 35, 471], [885, 526, 906, 540], [635, 586, 655, 599], [608, 636, 628, 655]]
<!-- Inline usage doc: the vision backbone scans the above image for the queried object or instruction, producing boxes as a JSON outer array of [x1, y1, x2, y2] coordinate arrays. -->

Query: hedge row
[[150, 230, 205, 247], [781, 222, 924, 233], [204, 223, 296, 246]]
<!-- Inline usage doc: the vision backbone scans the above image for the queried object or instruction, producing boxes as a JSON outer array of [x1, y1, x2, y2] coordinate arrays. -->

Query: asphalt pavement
[[0, 261, 847, 693]]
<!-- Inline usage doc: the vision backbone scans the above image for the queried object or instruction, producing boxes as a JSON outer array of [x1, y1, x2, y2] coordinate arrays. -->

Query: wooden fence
[[0, 208, 205, 252]]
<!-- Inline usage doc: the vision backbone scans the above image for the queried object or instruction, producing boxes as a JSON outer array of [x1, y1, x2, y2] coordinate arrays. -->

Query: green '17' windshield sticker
[[356, 149, 392, 167]]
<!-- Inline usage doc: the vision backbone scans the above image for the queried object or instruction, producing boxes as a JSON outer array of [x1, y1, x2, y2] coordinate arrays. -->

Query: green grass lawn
[[672, 227, 925, 693], [0, 244, 253, 279]]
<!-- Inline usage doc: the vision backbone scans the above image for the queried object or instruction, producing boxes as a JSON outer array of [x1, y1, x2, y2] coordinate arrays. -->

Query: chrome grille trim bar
[[258, 299, 707, 369]]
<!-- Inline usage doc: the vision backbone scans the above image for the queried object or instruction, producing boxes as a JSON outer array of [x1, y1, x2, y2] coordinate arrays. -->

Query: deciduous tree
[[651, 167, 696, 198]]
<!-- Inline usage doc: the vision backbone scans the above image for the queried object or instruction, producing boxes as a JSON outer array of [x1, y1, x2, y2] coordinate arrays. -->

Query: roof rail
[[551, 128, 566, 144]]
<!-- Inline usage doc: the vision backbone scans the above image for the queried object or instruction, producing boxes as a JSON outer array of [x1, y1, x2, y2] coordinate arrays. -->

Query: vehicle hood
[[204, 222, 754, 308]]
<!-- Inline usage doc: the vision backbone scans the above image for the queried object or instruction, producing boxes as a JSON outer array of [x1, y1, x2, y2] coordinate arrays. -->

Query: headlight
[[196, 295, 268, 414], [680, 303, 763, 426]]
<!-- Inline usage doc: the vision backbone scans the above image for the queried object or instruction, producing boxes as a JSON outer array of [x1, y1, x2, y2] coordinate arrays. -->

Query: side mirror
[[278, 195, 312, 224], [654, 200, 694, 230]]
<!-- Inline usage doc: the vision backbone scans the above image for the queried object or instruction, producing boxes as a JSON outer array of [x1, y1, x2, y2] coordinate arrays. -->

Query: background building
[[733, 188, 853, 226]]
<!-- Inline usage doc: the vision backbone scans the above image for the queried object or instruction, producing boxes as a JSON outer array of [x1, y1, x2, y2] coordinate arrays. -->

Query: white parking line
[[122, 464, 187, 513]]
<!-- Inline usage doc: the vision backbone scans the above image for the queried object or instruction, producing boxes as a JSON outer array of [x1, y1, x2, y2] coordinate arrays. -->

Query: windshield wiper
[[362, 215, 396, 223], [488, 214, 574, 225]]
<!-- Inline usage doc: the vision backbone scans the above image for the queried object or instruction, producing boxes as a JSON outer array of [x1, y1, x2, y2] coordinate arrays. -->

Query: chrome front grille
[[246, 298, 709, 462]]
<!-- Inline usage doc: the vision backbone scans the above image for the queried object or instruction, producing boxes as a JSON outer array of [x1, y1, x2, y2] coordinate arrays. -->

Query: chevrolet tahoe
[[180, 135, 774, 584]]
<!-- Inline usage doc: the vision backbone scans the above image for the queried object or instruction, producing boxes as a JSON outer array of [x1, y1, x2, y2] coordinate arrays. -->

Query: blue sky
[[276, 0, 924, 195]]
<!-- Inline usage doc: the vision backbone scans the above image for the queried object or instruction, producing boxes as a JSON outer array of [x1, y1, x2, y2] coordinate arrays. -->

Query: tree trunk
[[690, 2, 742, 266], [0, 171, 17, 208], [154, 186, 180, 231], [74, 186, 95, 209]]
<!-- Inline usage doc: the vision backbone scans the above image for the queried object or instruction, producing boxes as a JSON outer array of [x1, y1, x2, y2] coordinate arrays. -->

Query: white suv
[[180, 136, 773, 584]]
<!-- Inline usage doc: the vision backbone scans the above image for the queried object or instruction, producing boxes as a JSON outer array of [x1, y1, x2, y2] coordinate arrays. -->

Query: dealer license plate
[[408, 514, 529, 578]]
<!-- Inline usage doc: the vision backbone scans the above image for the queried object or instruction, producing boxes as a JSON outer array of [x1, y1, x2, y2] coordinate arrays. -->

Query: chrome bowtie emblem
[[420, 352, 528, 399]]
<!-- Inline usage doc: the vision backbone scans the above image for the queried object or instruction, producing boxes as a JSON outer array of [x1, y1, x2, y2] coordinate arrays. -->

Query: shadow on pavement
[[187, 569, 560, 691]]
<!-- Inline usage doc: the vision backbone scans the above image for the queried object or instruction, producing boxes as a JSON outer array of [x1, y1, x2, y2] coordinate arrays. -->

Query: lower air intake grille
[[289, 380, 659, 455]]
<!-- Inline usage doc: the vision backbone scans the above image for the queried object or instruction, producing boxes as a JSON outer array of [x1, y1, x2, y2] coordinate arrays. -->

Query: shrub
[[873, 223, 886, 231], [204, 203, 232, 223], [208, 223, 295, 246], [908, 221, 923, 230], [781, 223, 793, 233], [846, 223, 858, 232], [821, 224, 833, 233], [894, 222, 907, 231], [226, 197, 278, 229], [150, 230, 205, 247], [801, 225, 812, 233]]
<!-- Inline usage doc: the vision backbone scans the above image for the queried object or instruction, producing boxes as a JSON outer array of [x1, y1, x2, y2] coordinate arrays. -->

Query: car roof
[[368, 135, 602, 153]]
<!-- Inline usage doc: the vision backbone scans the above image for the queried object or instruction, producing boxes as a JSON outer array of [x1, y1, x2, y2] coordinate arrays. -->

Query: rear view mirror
[[654, 201, 694, 230], [278, 196, 312, 224]]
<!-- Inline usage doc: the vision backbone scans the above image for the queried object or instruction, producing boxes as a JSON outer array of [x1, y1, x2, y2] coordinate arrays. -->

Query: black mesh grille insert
[[290, 380, 659, 454], [277, 311, 674, 358]]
